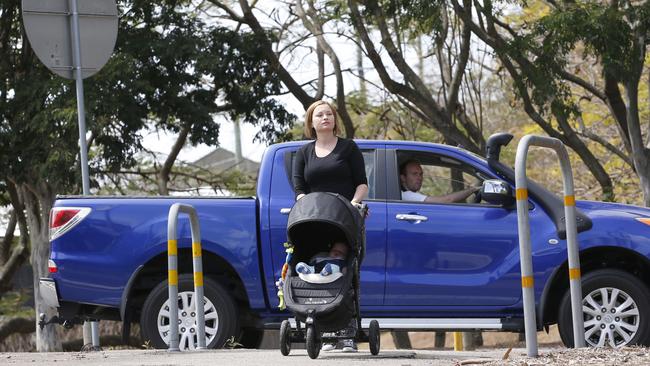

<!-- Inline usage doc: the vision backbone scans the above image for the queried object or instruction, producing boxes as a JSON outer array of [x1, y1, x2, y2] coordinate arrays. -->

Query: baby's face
[[329, 243, 348, 258]]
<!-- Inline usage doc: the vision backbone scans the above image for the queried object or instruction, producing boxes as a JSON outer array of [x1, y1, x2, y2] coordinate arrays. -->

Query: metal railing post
[[167, 203, 206, 352], [515, 135, 585, 357]]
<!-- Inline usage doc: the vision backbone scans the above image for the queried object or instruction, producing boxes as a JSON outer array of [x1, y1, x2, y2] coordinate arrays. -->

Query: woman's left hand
[[351, 201, 369, 218]]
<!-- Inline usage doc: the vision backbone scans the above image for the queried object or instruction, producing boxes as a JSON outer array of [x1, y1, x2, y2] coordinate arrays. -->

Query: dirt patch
[[480, 346, 650, 366], [380, 326, 562, 350]]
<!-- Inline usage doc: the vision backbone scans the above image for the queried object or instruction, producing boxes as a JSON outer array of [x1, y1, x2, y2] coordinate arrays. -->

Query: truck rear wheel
[[140, 274, 239, 350]]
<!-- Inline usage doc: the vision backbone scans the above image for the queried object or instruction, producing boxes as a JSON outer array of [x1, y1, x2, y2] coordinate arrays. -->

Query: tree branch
[[157, 124, 190, 195], [1, 210, 16, 264], [233, 0, 316, 109], [297, 0, 354, 136], [447, 0, 472, 112]]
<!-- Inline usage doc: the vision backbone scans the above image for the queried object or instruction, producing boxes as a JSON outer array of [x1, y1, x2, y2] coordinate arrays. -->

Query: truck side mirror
[[481, 179, 515, 207]]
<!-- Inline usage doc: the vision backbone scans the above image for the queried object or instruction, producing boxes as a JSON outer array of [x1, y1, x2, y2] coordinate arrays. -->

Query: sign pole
[[70, 0, 96, 347], [69, 0, 90, 196]]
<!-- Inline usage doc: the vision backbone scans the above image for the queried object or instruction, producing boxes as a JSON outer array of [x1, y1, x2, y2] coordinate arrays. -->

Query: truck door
[[267, 144, 386, 306], [384, 146, 550, 306]]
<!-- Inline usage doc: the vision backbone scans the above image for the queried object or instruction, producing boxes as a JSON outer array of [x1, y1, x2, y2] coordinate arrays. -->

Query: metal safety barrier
[[167, 203, 206, 352], [515, 135, 585, 357]]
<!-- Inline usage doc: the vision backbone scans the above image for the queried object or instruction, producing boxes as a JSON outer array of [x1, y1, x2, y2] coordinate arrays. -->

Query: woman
[[292, 100, 368, 353], [293, 100, 368, 204]]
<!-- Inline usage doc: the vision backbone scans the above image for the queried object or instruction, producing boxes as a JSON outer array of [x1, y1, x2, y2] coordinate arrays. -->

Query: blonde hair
[[304, 100, 340, 139]]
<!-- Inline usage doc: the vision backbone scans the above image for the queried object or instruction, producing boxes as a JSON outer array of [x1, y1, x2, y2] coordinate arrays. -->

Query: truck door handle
[[280, 208, 291, 215], [396, 214, 428, 223]]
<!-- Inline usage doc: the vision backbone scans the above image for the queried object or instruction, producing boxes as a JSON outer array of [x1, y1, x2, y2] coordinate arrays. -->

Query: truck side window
[[286, 148, 376, 200], [362, 150, 376, 199], [397, 150, 484, 204]]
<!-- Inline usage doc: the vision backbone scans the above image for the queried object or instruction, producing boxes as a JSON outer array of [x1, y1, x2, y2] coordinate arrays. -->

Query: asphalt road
[[1, 348, 528, 366]]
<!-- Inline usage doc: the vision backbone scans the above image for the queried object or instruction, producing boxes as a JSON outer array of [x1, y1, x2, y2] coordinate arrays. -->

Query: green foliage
[[383, 0, 446, 37], [1, 0, 295, 195], [533, 2, 646, 80], [503, 1, 650, 112], [346, 91, 442, 142], [0, 290, 33, 318]]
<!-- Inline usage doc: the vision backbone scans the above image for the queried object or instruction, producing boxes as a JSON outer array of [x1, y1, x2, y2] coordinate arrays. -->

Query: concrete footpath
[[0, 348, 533, 366]]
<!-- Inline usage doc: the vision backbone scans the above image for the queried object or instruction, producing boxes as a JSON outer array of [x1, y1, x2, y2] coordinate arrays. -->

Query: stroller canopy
[[287, 192, 363, 259]]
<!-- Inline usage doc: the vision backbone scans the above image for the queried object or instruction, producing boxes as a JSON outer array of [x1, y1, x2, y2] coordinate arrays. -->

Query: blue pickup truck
[[40, 134, 650, 349]]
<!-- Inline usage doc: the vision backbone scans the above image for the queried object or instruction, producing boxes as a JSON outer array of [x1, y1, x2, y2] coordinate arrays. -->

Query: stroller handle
[[352, 202, 369, 219]]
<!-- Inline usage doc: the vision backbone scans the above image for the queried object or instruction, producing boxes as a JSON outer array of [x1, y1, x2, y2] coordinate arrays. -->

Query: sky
[[143, 118, 269, 164], [141, 92, 307, 164]]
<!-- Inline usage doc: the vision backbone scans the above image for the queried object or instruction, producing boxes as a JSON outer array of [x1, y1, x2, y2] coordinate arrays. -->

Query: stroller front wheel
[[306, 325, 321, 359], [369, 320, 380, 355], [280, 320, 291, 356]]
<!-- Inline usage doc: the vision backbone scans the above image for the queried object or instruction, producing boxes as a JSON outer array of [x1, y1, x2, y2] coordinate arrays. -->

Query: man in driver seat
[[399, 159, 479, 203]]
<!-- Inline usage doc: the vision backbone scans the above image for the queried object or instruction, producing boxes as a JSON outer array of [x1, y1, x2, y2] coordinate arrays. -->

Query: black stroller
[[278, 192, 380, 359]]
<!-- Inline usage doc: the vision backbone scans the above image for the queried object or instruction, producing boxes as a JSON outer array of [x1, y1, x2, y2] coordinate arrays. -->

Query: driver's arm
[[423, 186, 480, 204]]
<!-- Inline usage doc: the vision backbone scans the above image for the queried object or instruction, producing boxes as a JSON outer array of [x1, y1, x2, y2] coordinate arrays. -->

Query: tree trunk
[[1, 183, 30, 294], [0, 210, 16, 263], [295, 0, 355, 138], [18, 183, 61, 351], [157, 124, 190, 195], [434, 331, 446, 349], [623, 33, 650, 207], [0, 236, 28, 293], [356, 34, 366, 102], [390, 331, 412, 349]]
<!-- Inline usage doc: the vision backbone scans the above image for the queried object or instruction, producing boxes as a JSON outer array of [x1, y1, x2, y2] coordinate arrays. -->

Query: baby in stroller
[[295, 242, 348, 277]]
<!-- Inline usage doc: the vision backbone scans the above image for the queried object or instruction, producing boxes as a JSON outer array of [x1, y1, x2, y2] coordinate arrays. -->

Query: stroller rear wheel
[[280, 320, 291, 356], [369, 320, 380, 355], [306, 325, 321, 359]]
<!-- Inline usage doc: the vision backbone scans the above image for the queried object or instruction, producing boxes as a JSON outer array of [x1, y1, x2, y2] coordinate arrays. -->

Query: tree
[[0, 0, 295, 350], [90, 1, 295, 195], [207, 0, 360, 137], [450, 0, 650, 203], [347, 0, 488, 154], [0, 183, 29, 295]]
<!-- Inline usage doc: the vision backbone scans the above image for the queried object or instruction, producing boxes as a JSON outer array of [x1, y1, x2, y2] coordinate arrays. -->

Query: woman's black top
[[293, 138, 367, 201]]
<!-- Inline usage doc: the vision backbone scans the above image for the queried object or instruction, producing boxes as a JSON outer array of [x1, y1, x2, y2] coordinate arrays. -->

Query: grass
[[0, 289, 34, 318]]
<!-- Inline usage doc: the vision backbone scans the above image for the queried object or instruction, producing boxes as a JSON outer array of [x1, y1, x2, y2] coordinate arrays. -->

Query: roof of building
[[192, 147, 260, 175]]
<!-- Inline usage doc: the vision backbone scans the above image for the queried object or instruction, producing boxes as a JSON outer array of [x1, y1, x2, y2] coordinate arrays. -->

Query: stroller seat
[[297, 271, 344, 284]]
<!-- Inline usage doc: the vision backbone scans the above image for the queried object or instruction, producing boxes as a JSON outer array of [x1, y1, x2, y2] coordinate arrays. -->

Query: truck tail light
[[49, 207, 91, 241], [48, 259, 58, 273]]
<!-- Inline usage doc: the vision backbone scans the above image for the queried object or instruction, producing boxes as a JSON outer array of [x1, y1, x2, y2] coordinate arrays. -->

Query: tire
[[558, 269, 650, 348], [369, 320, 380, 355], [306, 325, 321, 359], [140, 274, 240, 350], [280, 320, 291, 356]]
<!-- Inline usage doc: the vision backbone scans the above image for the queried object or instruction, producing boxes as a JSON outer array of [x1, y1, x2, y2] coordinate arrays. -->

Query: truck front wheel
[[140, 274, 239, 350], [558, 269, 650, 348]]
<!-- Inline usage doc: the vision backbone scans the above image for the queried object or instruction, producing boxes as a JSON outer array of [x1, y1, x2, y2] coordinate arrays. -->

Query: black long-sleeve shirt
[[292, 138, 367, 201]]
